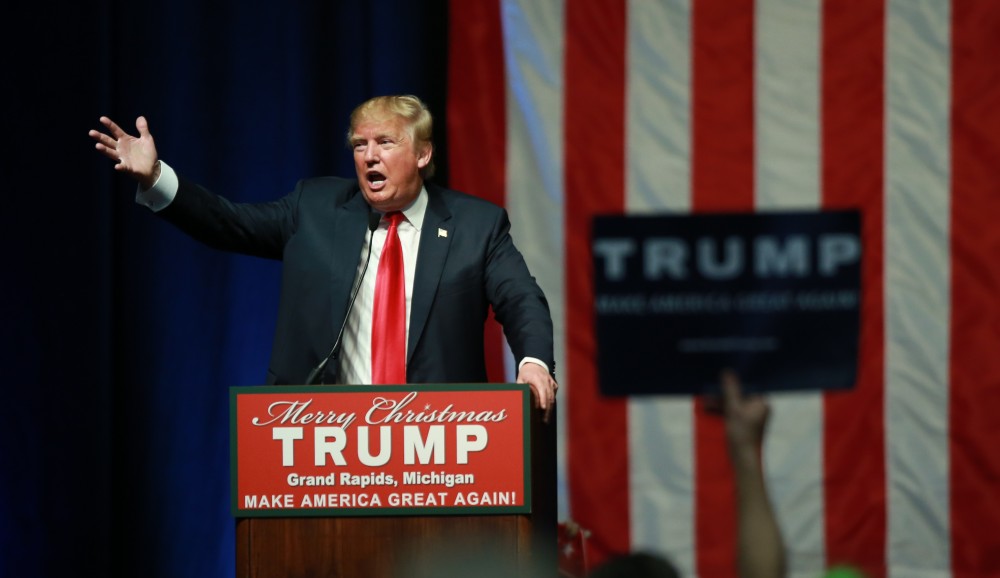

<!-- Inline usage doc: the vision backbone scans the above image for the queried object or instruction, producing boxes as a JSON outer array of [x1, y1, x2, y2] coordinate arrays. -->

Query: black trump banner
[[592, 210, 861, 395]]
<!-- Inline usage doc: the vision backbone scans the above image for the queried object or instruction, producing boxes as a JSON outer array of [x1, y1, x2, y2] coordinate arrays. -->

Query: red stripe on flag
[[446, 0, 508, 383], [564, 0, 629, 567], [821, 2, 887, 576], [690, 1, 756, 576], [950, 3, 1000, 576]]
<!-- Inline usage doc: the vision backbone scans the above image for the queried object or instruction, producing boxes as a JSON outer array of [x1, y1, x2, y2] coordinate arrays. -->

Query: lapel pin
[[438, 228, 448, 238]]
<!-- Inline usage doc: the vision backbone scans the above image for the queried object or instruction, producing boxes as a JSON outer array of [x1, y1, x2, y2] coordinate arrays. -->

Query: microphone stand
[[304, 211, 382, 385]]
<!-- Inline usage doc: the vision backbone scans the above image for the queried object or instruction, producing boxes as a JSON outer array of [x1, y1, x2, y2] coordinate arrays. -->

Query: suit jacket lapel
[[408, 187, 452, 362], [327, 191, 371, 356]]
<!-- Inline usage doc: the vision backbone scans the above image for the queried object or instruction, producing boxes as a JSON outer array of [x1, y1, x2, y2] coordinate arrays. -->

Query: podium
[[231, 385, 556, 578]]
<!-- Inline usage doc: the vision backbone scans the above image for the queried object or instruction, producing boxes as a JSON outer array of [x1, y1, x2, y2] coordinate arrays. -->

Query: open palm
[[89, 116, 159, 188]]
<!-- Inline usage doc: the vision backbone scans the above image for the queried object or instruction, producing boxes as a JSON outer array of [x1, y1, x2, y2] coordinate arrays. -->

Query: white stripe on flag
[[500, 0, 568, 519], [754, 1, 827, 576], [625, 0, 692, 215], [625, 0, 695, 574], [885, 1, 952, 576]]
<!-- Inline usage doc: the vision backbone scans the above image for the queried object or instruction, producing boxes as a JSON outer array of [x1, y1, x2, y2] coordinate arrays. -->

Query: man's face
[[351, 115, 431, 212]]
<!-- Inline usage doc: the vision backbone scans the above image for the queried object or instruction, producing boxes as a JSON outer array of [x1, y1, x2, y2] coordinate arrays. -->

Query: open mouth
[[366, 170, 386, 189]]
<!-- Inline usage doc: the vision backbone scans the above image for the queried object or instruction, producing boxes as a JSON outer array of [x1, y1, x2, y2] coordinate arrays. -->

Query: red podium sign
[[230, 384, 531, 517]]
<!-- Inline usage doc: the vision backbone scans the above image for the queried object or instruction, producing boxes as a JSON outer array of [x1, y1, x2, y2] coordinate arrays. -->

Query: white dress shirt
[[337, 191, 426, 385]]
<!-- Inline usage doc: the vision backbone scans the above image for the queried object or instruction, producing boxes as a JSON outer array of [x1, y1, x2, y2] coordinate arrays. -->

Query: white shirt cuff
[[518, 357, 551, 376], [135, 160, 179, 212]]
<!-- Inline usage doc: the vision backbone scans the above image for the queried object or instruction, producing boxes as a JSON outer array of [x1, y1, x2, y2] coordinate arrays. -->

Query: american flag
[[446, 1, 1000, 577]]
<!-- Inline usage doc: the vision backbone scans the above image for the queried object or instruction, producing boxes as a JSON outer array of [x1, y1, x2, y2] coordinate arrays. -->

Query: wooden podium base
[[237, 513, 549, 578]]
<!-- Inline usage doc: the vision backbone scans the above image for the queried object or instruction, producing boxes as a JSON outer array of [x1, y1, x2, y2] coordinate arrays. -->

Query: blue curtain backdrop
[[1, 0, 449, 576]]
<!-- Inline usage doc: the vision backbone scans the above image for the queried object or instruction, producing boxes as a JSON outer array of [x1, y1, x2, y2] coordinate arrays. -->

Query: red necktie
[[371, 211, 407, 384]]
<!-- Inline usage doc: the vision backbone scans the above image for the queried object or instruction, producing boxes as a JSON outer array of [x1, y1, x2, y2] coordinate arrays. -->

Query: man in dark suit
[[89, 94, 559, 411]]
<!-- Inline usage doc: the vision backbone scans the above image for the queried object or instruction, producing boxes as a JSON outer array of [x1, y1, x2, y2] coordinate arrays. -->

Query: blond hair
[[347, 94, 435, 179]]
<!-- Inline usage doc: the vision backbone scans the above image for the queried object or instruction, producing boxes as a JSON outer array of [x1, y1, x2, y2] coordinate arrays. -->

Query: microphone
[[304, 210, 383, 385]]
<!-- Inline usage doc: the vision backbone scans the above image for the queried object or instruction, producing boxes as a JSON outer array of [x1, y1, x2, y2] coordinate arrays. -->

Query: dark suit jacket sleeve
[[156, 175, 302, 260], [483, 206, 556, 377], [151, 173, 368, 385]]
